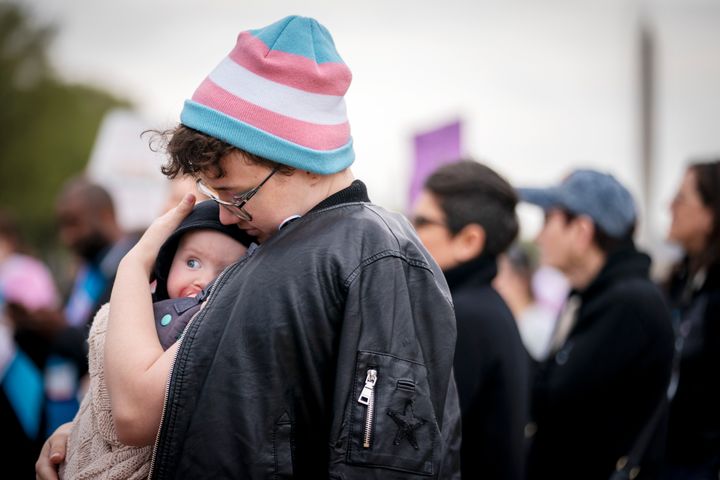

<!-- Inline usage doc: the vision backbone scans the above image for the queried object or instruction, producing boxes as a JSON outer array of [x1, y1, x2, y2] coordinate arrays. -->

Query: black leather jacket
[[150, 182, 462, 479]]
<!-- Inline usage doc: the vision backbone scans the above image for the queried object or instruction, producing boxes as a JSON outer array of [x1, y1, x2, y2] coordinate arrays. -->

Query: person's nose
[[199, 270, 216, 288], [190, 271, 214, 294], [669, 193, 680, 213], [218, 205, 241, 226]]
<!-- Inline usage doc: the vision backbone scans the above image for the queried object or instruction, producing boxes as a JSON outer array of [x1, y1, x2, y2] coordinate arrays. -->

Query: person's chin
[[244, 227, 267, 242]]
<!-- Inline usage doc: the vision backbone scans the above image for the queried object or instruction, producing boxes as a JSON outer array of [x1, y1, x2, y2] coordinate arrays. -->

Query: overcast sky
[[18, 0, 720, 248]]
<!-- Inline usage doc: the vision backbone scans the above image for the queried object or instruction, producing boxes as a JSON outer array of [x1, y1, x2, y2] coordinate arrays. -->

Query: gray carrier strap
[[153, 280, 214, 350]]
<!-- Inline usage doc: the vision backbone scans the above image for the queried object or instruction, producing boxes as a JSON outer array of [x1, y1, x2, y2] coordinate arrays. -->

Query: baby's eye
[[186, 258, 201, 269]]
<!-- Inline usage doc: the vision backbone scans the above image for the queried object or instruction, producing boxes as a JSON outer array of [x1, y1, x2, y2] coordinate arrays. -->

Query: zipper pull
[[357, 369, 377, 405]]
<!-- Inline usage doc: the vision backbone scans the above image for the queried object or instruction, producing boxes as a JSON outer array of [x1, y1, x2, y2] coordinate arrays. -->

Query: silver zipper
[[148, 256, 246, 479], [357, 368, 377, 448]]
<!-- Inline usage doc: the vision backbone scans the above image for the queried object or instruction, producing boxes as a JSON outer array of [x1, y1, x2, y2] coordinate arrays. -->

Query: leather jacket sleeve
[[328, 252, 461, 479]]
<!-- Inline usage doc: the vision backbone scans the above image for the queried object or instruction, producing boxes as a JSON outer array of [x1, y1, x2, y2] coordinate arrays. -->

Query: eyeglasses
[[196, 167, 279, 222], [411, 215, 447, 229]]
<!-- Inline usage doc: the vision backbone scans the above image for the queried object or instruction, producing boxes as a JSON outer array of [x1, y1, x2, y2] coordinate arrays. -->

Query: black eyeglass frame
[[196, 167, 279, 222], [411, 215, 447, 230]]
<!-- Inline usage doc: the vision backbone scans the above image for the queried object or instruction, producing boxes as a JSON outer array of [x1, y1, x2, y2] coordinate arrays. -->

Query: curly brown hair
[[148, 124, 294, 179]]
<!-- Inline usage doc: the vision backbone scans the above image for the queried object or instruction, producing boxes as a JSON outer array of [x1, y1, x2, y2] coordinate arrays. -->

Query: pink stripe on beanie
[[228, 32, 351, 96], [181, 16, 354, 175], [193, 78, 351, 150]]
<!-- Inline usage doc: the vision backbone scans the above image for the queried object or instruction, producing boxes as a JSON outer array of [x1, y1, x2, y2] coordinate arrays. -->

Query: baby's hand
[[124, 194, 197, 272]]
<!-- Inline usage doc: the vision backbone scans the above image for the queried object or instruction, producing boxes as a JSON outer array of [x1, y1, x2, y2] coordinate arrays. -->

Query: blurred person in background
[[12, 177, 136, 436], [494, 242, 559, 361], [49, 177, 137, 430], [0, 209, 60, 478], [54, 176, 136, 333], [412, 160, 530, 480], [520, 170, 674, 480], [662, 159, 720, 479]]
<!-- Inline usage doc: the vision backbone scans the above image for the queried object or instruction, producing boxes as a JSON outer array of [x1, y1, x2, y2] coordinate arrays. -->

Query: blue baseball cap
[[518, 169, 637, 238]]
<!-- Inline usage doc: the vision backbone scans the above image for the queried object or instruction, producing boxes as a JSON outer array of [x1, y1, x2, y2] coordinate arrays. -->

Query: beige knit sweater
[[60, 304, 152, 480]]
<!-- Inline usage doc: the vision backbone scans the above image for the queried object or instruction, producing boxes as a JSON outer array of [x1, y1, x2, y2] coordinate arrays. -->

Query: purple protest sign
[[408, 120, 462, 209]]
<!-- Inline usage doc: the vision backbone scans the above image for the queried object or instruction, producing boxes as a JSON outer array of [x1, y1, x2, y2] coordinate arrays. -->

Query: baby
[[60, 199, 252, 479]]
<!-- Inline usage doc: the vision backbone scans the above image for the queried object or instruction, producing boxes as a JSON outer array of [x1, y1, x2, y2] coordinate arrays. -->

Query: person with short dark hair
[[49, 177, 137, 431], [520, 169, 674, 480], [412, 160, 530, 480], [663, 159, 720, 479]]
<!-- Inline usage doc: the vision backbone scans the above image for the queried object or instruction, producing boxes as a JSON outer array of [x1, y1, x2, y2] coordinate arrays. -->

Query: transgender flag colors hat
[[181, 16, 354, 174]]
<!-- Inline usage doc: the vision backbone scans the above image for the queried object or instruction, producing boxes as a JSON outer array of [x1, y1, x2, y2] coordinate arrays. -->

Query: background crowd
[[6, 150, 718, 480]]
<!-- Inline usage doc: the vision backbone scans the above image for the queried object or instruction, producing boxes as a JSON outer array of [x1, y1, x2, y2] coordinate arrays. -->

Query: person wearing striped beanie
[[181, 15, 354, 176], [36, 16, 461, 480]]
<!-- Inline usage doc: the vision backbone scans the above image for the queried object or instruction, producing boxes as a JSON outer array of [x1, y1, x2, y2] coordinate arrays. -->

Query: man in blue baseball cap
[[520, 169, 674, 480]]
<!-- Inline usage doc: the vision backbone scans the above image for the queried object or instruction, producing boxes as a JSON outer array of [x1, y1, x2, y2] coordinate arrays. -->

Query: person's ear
[[452, 224, 486, 263], [574, 215, 596, 250], [99, 208, 118, 233], [304, 170, 322, 185]]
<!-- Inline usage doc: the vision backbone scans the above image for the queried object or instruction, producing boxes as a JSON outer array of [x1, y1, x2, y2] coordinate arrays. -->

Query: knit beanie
[[181, 15, 354, 174]]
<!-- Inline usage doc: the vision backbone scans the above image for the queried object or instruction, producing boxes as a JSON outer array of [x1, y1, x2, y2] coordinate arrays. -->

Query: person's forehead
[[544, 208, 568, 223], [177, 229, 241, 252], [199, 153, 267, 190], [681, 170, 700, 192], [413, 190, 444, 216], [56, 195, 91, 219], [175, 231, 245, 270]]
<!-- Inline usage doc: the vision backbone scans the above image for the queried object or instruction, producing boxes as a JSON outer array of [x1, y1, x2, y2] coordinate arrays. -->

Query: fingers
[[35, 422, 72, 479], [35, 439, 58, 480], [155, 192, 197, 233], [178, 192, 196, 211], [48, 425, 70, 462], [164, 193, 196, 222], [159, 193, 196, 235], [127, 193, 197, 269], [35, 437, 62, 480]]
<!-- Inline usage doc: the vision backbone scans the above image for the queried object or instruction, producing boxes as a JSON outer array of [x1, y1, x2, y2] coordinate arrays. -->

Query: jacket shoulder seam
[[343, 250, 432, 289]]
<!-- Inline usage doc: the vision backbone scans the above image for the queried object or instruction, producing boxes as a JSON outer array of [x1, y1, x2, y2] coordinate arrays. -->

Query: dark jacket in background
[[150, 182, 462, 479], [0, 383, 42, 479], [664, 259, 720, 469], [527, 248, 674, 480], [446, 255, 530, 480]]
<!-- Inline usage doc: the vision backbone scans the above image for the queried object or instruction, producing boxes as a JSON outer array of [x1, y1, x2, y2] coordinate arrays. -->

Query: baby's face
[[166, 229, 247, 299]]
